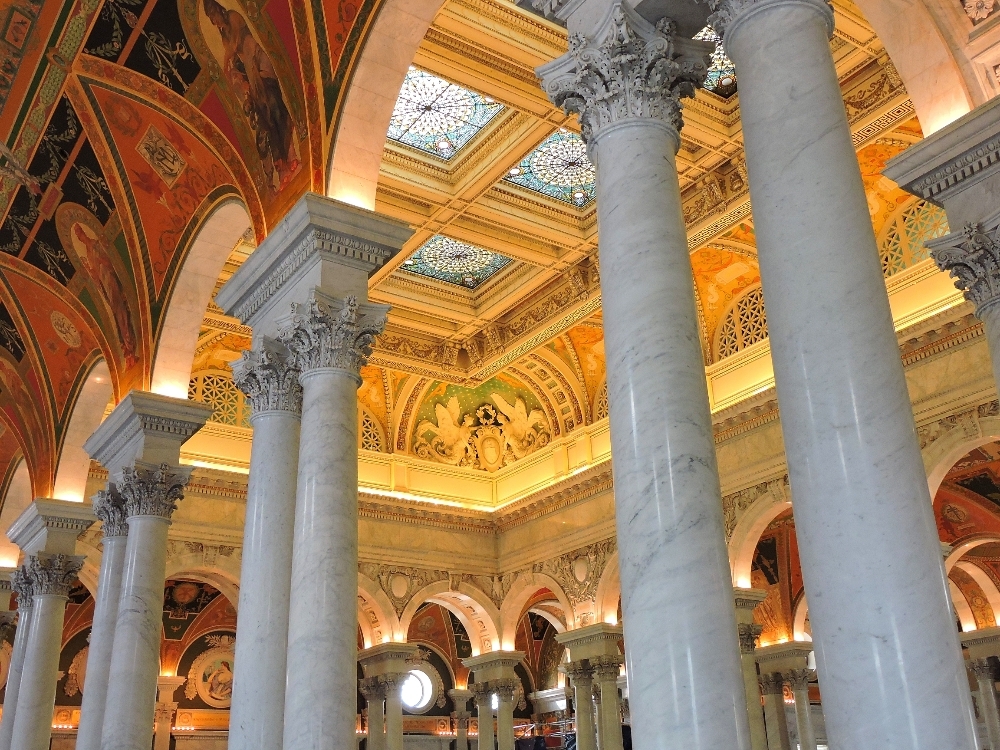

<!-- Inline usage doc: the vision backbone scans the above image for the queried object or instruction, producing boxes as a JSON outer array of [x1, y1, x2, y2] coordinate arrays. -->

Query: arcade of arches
[[3, 0, 1000, 749]]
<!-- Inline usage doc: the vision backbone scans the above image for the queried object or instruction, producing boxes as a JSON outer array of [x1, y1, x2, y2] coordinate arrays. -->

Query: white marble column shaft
[[494, 680, 516, 750], [10, 554, 84, 750], [593, 660, 623, 750], [229, 342, 302, 750], [473, 685, 494, 750], [758, 675, 790, 750], [76, 491, 129, 750], [785, 670, 816, 750], [384, 674, 404, 750], [100, 464, 192, 750], [360, 677, 386, 750], [971, 660, 1000, 750], [738, 623, 768, 750], [280, 295, 386, 750], [716, 1, 978, 748], [449, 688, 473, 750], [538, 8, 748, 749], [0, 571, 34, 750], [566, 663, 595, 750]]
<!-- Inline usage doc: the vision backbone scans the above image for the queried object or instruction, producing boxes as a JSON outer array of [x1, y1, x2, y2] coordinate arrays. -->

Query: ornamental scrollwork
[[931, 220, 1000, 316], [93, 488, 129, 538], [536, 2, 709, 143], [22, 553, 85, 598], [532, 538, 616, 606], [231, 338, 302, 416], [117, 462, 193, 519], [279, 294, 388, 378]]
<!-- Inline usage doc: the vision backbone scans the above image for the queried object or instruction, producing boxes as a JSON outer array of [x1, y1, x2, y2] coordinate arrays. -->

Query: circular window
[[400, 669, 434, 711]]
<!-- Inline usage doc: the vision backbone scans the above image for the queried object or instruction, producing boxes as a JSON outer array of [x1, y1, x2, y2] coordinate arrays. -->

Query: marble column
[[563, 662, 595, 750], [493, 679, 517, 750], [784, 670, 817, 750], [100, 463, 194, 750], [712, 1, 978, 748], [735, 590, 769, 750], [0, 569, 34, 750], [360, 677, 387, 750], [971, 660, 1000, 750], [153, 676, 185, 750], [76, 490, 129, 750], [537, 8, 749, 749], [758, 674, 791, 750], [471, 683, 495, 750], [9, 553, 85, 750], [279, 294, 388, 750], [228, 338, 302, 750], [449, 688, 473, 750], [592, 658, 623, 750], [383, 673, 405, 750]]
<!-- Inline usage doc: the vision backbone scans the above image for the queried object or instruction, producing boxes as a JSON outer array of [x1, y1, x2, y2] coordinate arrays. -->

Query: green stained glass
[[503, 130, 595, 207], [401, 235, 513, 289], [694, 26, 737, 97]]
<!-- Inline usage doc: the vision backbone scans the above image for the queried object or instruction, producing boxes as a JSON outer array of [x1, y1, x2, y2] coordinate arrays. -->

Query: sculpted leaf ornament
[[93, 488, 129, 538], [117, 462, 193, 519], [536, 3, 709, 144], [931, 219, 1000, 315], [232, 340, 302, 416], [279, 294, 387, 378]]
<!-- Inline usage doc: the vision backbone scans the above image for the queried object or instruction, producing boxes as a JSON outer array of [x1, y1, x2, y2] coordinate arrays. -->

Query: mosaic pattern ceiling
[[504, 130, 595, 207], [387, 67, 504, 159], [694, 26, 736, 97], [402, 235, 512, 288]]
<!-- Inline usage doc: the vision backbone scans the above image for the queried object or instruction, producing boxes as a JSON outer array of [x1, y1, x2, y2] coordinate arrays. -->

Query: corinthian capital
[[93, 488, 129, 538], [705, 0, 833, 38], [23, 553, 85, 598], [536, 2, 710, 144], [359, 675, 387, 701], [758, 672, 785, 696], [10, 567, 33, 611], [930, 220, 1000, 316], [279, 294, 388, 379], [784, 668, 815, 691], [970, 657, 995, 681], [117, 461, 193, 520], [232, 338, 303, 416], [737, 622, 763, 654]]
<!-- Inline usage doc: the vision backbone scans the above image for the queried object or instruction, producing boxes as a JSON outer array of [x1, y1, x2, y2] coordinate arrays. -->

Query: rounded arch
[[0, 458, 32, 566], [150, 198, 251, 399], [728, 482, 792, 588], [594, 552, 620, 625], [358, 572, 403, 646], [846, 1, 975, 134], [53, 359, 113, 503], [945, 534, 1000, 572], [499, 572, 575, 649], [326, 0, 448, 209], [398, 580, 501, 656], [950, 578, 977, 632], [164, 553, 241, 611], [955, 560, 1000, 619], [792, 594, 811, 642], [923, 416, 1000, 499]]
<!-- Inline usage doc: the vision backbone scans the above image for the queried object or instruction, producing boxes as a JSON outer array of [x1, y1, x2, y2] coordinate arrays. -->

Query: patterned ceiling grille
[[504, 130, 595, 207], [401, 235, 513, 289], [694, 26, 736, 98], [360, 411, 383, 452], [188, 370, 250, 428], [594, 382, 609, 421], [879, 200, 950, 278], [387, 67, 503, 160], [716, 285, 768, 360]]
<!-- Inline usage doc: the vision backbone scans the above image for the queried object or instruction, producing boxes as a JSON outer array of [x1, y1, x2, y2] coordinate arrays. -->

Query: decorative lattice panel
[[716, 286, 768, 360], [879, 200, 949, 278], [360, 412, 383, 452], [188, 370, 251, 428], [594, 382, 609, 421]]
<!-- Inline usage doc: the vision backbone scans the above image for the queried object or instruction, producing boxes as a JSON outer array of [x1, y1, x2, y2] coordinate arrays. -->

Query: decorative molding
[[722, 476, 788, 538], [531, 538, 616, 606]]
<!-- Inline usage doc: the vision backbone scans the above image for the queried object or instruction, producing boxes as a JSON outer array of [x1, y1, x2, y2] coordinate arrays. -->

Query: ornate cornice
[[117, 462, 193, 520], [280, 295, 388, 378], [93, 488, 129, 538], [232, 339, 303, 416], [537, 3, 709, 144]]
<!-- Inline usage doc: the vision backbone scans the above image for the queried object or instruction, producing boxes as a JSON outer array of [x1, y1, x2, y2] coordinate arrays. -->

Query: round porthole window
[[400, 669, 434, 711]]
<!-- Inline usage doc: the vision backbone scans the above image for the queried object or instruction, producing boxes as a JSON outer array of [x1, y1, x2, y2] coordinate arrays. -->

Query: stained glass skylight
[[694, 26, 736, 97], [401, 235, 513, 288], [503, 130, 596, 207], [387, 67, 504, 160]]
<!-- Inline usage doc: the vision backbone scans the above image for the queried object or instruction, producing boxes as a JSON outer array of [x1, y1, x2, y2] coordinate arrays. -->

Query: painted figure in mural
[[207, 659, 234, 701], [201, 0, 299, 192], [70, 222, 138, 368]]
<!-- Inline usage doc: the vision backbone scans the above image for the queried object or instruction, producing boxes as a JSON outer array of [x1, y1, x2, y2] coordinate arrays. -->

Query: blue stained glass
[[503, 130, 595, 207], [401, 235, 513, 289], [694, 26, 737, 97], [387, 67, 504, 160]]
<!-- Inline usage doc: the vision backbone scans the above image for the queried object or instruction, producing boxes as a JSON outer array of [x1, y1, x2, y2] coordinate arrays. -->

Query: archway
[[594, 552, 621, 625], [52, 359, 113, 503], [358, 572, 404, 647], [499, 572, 574, 649], [923, 415, 1000, 499], [163, 555, 242, 611], [150, 199, 251, 399], [399, 580, 501, 656], [0, 458, 32, 566], [728, 480, 792, 588]]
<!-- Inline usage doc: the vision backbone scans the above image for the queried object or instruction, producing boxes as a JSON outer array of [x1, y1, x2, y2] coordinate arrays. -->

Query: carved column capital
[[22, 553, 85, 599], [931, 221, 1000, 317], [784, 668, 815, 691], [758, 672, 785, 696], [738, 622, 763, 654], [279, 294, 387, 380], [705, 0, 834, 39], [591, 655, 624, 681], [536, 2, 709, 146], [492, 678, 519, 702], [232, 339, 303, 416], [970, 657, 996, 681], [11, 567, 34, 612], [359, 675, 387, 701], [93, 488, 129, 538], [470, 681, 493, 707], [117, 462, 193, 520], [563, 659, 595, 686]]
